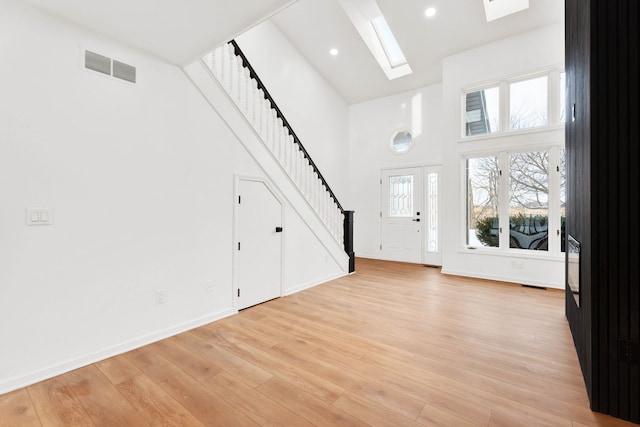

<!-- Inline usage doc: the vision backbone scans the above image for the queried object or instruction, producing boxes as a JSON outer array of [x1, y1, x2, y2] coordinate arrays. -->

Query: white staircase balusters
[[203, 43, 345, 244]]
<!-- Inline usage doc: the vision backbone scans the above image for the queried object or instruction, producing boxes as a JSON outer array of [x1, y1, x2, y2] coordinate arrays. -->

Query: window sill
[[459, 246, 565, 262], [459, 123, 565, 144]]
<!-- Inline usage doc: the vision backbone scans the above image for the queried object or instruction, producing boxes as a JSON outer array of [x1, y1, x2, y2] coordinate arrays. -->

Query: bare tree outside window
[[509, 151, 549, 250], [467, 156, 500, 247], [510, 76, 548, 130]]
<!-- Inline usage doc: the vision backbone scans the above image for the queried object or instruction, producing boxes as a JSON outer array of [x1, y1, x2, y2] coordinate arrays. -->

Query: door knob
[[412, 218, 420, 222], [275, 227, 283, 232]]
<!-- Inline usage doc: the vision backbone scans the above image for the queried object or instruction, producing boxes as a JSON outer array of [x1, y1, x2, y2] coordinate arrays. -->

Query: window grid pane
[[510, 76, 548, 130], [465, 87, 500, 136], [509, 151, 549, 251], [467, 157, 500, 247], [389, 175, 413, 217]]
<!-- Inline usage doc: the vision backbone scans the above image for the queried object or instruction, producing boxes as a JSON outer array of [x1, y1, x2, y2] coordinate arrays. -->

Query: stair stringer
[[184, 60, 349, 273]]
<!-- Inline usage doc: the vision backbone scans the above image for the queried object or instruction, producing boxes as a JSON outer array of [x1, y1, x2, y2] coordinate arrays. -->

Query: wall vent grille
[[84, 50, 111, 75], [84, 50, 136, 84]]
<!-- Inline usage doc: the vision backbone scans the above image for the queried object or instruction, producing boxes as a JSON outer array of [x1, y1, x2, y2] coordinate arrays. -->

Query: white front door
[[380, 167, 423, 263], [423, 165, 442, 266], [236, 178, 283, 310]]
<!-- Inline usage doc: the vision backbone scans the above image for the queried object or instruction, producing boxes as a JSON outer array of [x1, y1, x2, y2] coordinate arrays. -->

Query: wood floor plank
[[115, 374, 206, 427], [126, 346, 258, 426], [416, 402, 484, 427], [190, 320, 345, 403], [256, 377, 368, 427], [95, 354, 143, 385], [147, 337, 222, 381], [172, 330, 274, 388], [0, 389, 42, 427], [333, 392, 423, 427], [202, 371, 315, 426], [64, 365, 149, 427], [27, 376, 95, 427]]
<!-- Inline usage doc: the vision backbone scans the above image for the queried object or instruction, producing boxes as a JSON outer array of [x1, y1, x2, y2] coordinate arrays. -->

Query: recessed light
[[425, 7, 436, 17], [330, 48, 339, 56]]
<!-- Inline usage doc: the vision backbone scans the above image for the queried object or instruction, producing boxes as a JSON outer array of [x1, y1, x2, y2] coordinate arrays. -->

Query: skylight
[[482, 0, 529, 22], [336, 0, 412, 80], [371, 15, 407, 68]]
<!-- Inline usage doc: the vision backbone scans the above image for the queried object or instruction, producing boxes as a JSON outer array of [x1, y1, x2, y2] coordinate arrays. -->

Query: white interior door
[[381, 167, 423, 263], [423, 165, 442, 266], [236, 178, 282, 310]]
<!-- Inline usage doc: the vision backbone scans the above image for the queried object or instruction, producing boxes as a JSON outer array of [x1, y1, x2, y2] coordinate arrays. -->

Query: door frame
[[233, 175, 285, 310], [380, 163, 442, 266]]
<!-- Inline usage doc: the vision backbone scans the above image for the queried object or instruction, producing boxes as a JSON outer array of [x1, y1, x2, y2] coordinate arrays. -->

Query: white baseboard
[[441, 268, 563, 290], [0, 308, 236, 396], [284, 272, 347, 296], [355, 253, 379, 260]]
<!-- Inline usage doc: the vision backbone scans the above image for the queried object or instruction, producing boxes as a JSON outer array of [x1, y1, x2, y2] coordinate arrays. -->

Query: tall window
[[467, 156, 500, 247], [509, 151, 549, 250], [466, 148, 565, 254]]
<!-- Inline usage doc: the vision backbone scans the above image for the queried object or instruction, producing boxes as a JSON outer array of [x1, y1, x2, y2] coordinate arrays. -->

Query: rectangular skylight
[[483, 0, 529, 22], [371, 15, 407, 68]]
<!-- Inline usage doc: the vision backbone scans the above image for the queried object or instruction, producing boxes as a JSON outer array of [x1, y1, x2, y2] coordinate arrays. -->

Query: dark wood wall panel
[[565, 0, 593, 403], [566, 0, 640, 423]]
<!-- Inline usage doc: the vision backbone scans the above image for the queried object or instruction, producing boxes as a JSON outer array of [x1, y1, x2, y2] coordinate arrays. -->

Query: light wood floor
[[1, 258, 636, 426]]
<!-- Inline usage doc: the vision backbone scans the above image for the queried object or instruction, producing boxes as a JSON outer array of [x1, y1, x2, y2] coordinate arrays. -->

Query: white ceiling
[[271, 0, 564, 104], [21, 0, 564, 104], [21, 0, 298, 65]]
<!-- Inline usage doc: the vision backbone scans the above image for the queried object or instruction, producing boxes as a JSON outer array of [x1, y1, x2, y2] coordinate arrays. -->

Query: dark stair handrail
[[227, 40, 354, 272], [229, 40, 343, 213]]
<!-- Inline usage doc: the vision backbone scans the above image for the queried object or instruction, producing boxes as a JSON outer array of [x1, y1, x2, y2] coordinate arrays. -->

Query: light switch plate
[[26, 208, 53, 226]]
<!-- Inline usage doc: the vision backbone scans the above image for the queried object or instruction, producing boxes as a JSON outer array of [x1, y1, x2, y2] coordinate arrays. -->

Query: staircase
[[189, 41, 354, 272]]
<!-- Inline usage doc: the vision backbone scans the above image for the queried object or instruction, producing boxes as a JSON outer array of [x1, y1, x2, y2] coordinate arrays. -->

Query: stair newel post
[[343, 211, 355, 273]]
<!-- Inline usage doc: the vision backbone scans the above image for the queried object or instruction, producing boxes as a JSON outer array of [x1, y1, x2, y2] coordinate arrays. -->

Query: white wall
[[0, 0, 343, 393], [348, 86, 444, 258], [235, 20, 351, 204], [440, 23, 566, 288]]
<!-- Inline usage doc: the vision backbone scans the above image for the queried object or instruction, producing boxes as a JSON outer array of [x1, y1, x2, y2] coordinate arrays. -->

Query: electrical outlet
[[155, 289, 167, 305], [619, 340, 639, 364]]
